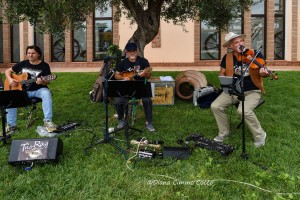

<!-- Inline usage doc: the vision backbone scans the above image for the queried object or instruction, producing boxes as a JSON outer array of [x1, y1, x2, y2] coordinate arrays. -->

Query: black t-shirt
[[220, 50, 265, 91], [116, 56, 150, 81], [12, 60, 51, 91]]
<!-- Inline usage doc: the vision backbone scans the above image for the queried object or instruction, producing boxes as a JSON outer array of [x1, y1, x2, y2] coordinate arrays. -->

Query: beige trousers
[[210, 90, 266, 142]]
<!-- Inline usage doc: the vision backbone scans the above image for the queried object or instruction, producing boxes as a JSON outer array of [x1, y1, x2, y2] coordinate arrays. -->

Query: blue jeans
[[6, 88, 53, 126]]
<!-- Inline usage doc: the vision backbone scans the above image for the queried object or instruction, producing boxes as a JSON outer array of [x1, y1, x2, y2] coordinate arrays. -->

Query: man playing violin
[[211, 32, 271, 147], [114, 42, 155, 132]]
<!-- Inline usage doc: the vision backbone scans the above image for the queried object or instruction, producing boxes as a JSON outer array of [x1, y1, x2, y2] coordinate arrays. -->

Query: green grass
[[1, 71, 300, 200]]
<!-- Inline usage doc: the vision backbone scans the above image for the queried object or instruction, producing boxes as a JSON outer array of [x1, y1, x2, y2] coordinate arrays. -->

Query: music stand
[[107, 80, 152, 149], [0, 90, 30, 146], [84, 60, 153, 159]]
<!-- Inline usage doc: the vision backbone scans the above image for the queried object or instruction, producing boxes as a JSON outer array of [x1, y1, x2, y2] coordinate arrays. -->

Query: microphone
[[239, 45, 246, 52]]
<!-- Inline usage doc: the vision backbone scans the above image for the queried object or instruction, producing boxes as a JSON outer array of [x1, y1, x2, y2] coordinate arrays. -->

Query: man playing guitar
[[114, 42, 155, 132], [4, 45, 57, 134]]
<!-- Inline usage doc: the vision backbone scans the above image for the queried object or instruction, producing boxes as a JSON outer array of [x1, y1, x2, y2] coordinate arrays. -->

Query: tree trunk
[[122, 0, 164, 57]]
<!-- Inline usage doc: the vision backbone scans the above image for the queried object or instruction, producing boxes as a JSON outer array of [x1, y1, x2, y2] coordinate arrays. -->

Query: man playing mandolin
[[114, 42, 155, 132], [211, 32, 271, 148], [4, 45, 57, 134]]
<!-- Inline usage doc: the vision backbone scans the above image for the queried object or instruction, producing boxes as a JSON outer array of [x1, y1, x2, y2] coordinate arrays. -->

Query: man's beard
[[128, 55, 137, 61]]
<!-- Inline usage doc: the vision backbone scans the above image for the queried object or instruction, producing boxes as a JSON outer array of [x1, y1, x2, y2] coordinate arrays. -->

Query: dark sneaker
[[5, 125, 17, 135], [44, 121, 57, 132], [145, 123, 155, 132], [117, 120, 125, 129]]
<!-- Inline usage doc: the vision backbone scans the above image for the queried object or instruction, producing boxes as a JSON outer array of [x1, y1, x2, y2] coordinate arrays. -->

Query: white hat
[[222, 32, 246, 47]]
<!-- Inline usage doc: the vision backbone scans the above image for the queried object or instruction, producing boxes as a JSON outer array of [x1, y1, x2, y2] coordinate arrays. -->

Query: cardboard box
[[149, 76, 175, 105]]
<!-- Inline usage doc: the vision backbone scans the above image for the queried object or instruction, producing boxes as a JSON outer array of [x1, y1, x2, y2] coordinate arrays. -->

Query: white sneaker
[[44, 121, 57, 132], [213, 134, 229, 142], [5, 125, 17, 135], [254, 132, 266, 148]]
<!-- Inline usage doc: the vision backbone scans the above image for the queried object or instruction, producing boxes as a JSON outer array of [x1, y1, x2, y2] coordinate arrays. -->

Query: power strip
[[185, 134, 236, 157], [54, 122, 80, 134], [138, 149, 156, 159]]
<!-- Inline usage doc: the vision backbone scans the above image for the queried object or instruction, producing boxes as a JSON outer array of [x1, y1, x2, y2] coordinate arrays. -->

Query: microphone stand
[[85, 57, 127, 159], [239, 46, 262, 160]]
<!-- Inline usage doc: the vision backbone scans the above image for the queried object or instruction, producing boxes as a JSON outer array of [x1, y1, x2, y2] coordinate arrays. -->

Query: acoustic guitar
[[121, 66, 152, 80], [4, 73, 57, 90]]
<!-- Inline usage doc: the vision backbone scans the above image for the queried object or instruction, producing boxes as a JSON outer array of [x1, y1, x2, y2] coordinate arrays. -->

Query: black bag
[[197, 89, 222, 109], [89, 70, 104, 103], [89, 61, 116, 103]]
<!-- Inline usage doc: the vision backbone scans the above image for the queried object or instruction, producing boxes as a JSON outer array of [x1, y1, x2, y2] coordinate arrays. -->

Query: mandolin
[[121, 66, 152, 80], [4, 73, 57, 90]]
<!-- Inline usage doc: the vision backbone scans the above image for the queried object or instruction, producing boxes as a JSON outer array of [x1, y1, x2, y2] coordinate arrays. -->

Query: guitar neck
[[21, 77, 37, 85], [131, 67, 151, 78]]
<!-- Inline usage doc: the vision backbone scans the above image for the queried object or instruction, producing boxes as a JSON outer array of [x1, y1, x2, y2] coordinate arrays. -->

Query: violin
[[236, 48, 278, 80]]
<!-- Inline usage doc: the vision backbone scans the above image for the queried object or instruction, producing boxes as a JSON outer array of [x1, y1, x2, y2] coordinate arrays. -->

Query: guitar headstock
[[144, 67, 152, 73], [43, 74, 57, 82]]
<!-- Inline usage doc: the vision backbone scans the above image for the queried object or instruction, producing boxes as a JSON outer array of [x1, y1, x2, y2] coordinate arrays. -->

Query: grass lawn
[[0, 71, 299, 200]]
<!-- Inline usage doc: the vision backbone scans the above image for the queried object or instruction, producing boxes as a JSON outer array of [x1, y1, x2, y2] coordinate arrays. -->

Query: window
[[52, 35, 65, 62], [11, 24, 20, 63], [228, 13, 243, 35], [34, 30, 44, 59], [94, 6, 113, 60], [200, 21, 220, 60], [251, 0, 266, 54], [274, 0, 285, 60], [73, 22, 87, 62]]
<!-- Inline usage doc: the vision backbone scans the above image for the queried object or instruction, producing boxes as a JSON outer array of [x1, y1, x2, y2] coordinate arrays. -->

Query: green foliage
[[0, 71, 300, 199], [196, 0, 250, 31], [106, 44, 123, 68], [1, 0, 102, 36], [1, 0, 255, 37]]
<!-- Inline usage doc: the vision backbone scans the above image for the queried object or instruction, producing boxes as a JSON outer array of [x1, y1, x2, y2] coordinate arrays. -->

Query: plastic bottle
[[36, 126, 49, 137]]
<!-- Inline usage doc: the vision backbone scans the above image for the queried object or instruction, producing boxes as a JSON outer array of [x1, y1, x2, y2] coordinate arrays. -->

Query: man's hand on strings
[[36, 77, 50, 85], [138, 69, 151, 79], [259, 68, 270, 77]]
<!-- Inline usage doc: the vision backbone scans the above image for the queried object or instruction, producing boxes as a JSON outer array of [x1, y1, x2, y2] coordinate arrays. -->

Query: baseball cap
[[125, 43, 137, 51]]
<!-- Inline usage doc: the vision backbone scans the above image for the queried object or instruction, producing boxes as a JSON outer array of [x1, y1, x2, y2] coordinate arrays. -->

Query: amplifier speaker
[[163, 146, 190, 159], [8, 137, 63, 166]]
